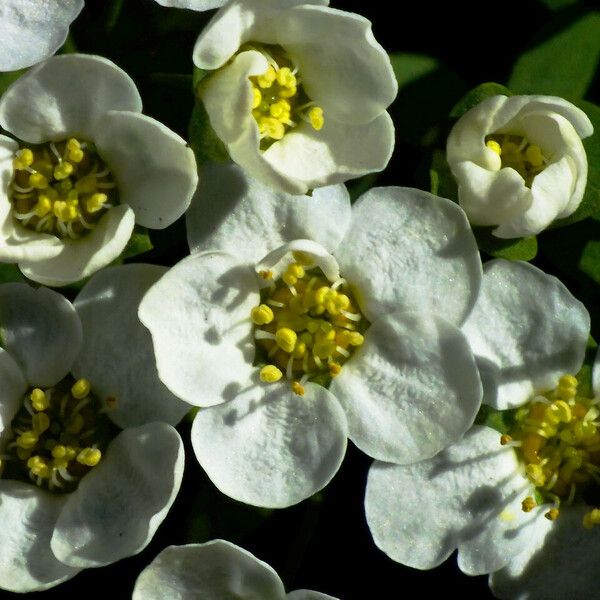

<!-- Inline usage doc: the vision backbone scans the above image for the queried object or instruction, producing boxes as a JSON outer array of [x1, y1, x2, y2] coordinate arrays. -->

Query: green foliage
[[474, 404, 516, 435], [474, 228, 538, 261], [449, 82, 512, 120], [508, 12, 600, 97], [0, 264, 26, 284], [188, 100, 229, 166], [538, 0, 580, 9], [0, 69, 24, 96], [122, 229, 153, 261], [429, 149, 457, 200]]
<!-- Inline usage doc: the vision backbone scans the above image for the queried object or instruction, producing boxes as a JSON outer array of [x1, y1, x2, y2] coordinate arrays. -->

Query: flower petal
[[276, 5, 397, 124], [133, 541, 286, 600], [191, 381, 348, 508], [365, 425, 551, 575], [51, 423, 184, 568], [0, 480, 79, 592], [73, 264, 190, 428], [287, 592, 338, 600], [0, 54, 142, 143], [186, 161, 351, 261], [262, 112, 395, 191], [461, 260, 589, 409], [138, 252, 259, 407], [94, 111, 198, 229], [0, 283, 82, 386], [153, 0, 226, 9], [336, 187, 482, 325], [18, 204, 136, 287], [0, 347, 27, 443], [0, 0, 84, 71], [331, 311, 481, 464]]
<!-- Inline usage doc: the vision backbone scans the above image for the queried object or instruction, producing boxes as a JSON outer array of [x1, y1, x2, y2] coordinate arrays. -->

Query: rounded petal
[[262, 112, 395, 191], [336, 187, 482, 325], [276, 5, 397, 124], [191, 382, 348, 508], [0, 347, 27, 443], [0, 54, 142, 143], [94, 111, 198, 229], [0, 283, 82, 386], [187, 161, 351, 261], [331, 311, 481, 464], [138, 252, 259, 407], [154, 0, 226, 9], [0, 0, 84, 71], [287, 592, 338, 600], [0, 480, 79, 592], [18, 204, 136, 287], [593, 346, 600, 399], [133, 541, 286, 600], [73, 264, 190, 429], [51, 423, 184, 568], [462, 260, 590, 409], [365, 426, 551, 575]]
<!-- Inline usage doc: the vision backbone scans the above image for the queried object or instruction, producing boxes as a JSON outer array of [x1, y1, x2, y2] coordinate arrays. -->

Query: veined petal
[[186, 161, 351, 260], [133, 541, 286, 600], [94, 111, 198, 230], [51, 423, 184, 568], [461, 260, 589, 410], [0, 284, 81, 387], [191, 382, 348, 508], [0, 54, 142, 143]]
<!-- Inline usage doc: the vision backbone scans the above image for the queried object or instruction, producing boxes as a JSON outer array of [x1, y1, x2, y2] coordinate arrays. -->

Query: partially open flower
[[192, 0, 397, 194], [133, 540, 337, 599], [0, 53, 198, 286], [139, 162, 483, 508], [447, 95, 593, 238], [0, 267, 187, 592]]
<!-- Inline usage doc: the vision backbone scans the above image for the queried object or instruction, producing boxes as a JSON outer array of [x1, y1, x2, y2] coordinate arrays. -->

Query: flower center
[[486, 134, 548, 187], [246, 44, 324, 149], [1, 377, 117, 493], [251, 253, 366, 395], [501, 375, 600, 527], [9, 138, 118, 240]]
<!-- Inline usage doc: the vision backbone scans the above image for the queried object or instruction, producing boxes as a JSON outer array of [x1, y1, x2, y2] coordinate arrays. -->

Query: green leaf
[[0, 69, 25, 96], [474, 404, 516, 435], [188, 100, 229, 166], [389, 53, 439, 89], [450, 82, 512, 120], [429, 149, 458, 200], [474, 227, 538, 261], [192, 66, 210, 91], [508, 12, 600, 97], [0, 264, 26, 284], [576, 336, 598, 399], [122, 229, 153, 261], [538, 0, 580, 10]]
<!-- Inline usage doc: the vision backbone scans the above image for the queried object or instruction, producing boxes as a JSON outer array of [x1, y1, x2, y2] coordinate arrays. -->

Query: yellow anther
[[525, 144, 544, 168], [500, 434, 512, 446], [29, 172, 49, 189], [276, 67, 296, 89], [30, 388, 49, 411], [270, 99, 291, 121], [291, 381, 305, 396], [53, 161, 74, 180], [335, 294, 350, 310], [259, 270, 273, 280], [313, 340, 336, 359], [526, 463, 546, 487], [34, 195, 52, 218], [13, 148, 34, 170], [551, 400, 572, 423], [53, 200, 67, 220], [86, 192, 107, 214], [329, 362, 342, 377], [521, 496, 536, 512], [251, 304, 274, 325], [259, 116, 285, 140], [275, 328, 297, 353], [315, 287, 330, 305], [252, 86, 262, 109], [17, 430, 39, 450], [545, 507, 560, 521], [583, 508, 600, 529], [76, 175, 97, 194], [66, 138, 84, 162], [347, 332, 364, 346], [559, 374, 578, 388], [293, 342, 307, 358], [257, 66, 277, 88], [308, 106, 324, 131], [72, 378, 91, 399], [278, 84, 297, 99], [51, 444, 67, 459], [32, 412, 50, 434], [486, 140, 502, 155], [287, 264, 305, 279], [27, 455, 50, 478], [260, 365, 283, 383], [76, 447, 102, 467], [282, 272, 298, 286]]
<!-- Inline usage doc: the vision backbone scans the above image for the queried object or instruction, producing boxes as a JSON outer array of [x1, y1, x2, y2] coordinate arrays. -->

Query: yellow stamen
[[30, 388, 49, 411], [71, 378, 91, 400], [76, 447, 102, 467], [259, 365, 283, 383]]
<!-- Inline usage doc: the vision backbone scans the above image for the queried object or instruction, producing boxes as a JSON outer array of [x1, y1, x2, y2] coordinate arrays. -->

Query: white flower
[[447, 95, 593, 238], [0, 265, 188, 592], [365, 259, 600, 599], [133, 540, 337, 600], [139, 161, 483, 508], [0, 53, 198, 286], [191, 0, 397, 194]]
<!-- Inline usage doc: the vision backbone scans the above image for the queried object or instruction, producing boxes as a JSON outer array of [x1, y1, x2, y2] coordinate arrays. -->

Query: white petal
[[593, 347, 600, 399], [193, 0, 329, 70], [491, 506, 600, 600], [0, 347, 27, 443], [331, 311, 481, 464], [276, 5, 397, 124], [287, 591, 338, 600], [94, 111, 198, 229], [138, 252, 259, 407], [462, 260, 590, 409], [0, 54, 142, 143], [73, 264, 190, 429], [18, 204, 136, 287], [365, 425, 551, 575], [0, 480, 79, 592], [262, 112, 395, 190], [133, 541, 286, 600], [191, 382, 348, 508], [51, 423, 184, 568], [0, 0, 84, 71], [0, 283, 81, 386], [336, 187, 482, 325], [186, 161, 351, 261], [153, 0, 226, 9]]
